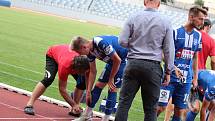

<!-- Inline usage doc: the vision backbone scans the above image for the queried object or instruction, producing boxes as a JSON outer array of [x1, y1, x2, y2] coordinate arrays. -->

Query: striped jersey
[[171, 26, 202, 83], [88, 35, 128, 64]]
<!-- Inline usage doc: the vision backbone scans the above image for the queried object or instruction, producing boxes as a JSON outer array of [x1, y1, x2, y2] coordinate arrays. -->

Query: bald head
[[144, 0, 160, 9]]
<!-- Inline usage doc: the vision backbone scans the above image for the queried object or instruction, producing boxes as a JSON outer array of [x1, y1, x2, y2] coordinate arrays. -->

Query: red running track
[[0, 88, 101, 121]]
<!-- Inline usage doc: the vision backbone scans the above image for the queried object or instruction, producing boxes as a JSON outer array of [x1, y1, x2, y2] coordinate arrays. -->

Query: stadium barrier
[[0, 0, 11, 7], [0, 83, 115, 120]]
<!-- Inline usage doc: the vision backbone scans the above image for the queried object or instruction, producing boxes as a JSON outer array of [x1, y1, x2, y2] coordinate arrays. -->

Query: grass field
[[0, 6, 204, 121]]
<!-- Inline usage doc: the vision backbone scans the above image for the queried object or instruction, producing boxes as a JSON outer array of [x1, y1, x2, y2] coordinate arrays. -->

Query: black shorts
[[40, 55, 86, 90]]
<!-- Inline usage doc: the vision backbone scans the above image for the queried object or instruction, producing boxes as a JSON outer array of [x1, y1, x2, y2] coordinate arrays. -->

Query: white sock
[[85, 107, 93, 116], [102, 115, 110, 121]]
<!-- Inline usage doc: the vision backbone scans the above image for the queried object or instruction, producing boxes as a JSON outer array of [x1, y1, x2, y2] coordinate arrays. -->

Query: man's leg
[[115, 59, 141, 121], [102, 90, 117, 121], [164, 99, 174, 121], [142, 62, 162, 121], [114, 77, 139, 121], [26, 82, 46, 106], [172, 83, 192, 121], [172, 107, 186, 121], [102, 62, 125, 121], [24, 55, 58, 115]]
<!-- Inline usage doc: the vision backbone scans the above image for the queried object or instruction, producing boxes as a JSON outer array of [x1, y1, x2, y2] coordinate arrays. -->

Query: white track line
[[0, 102, 56, 121], [0, 83, 115, 120]]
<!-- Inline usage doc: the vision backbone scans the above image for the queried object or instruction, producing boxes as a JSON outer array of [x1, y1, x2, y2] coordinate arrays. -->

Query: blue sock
[[104, 91, 117, 115], [89, 86, 102, 108], [172, 115, 181, 121], [185, 111, 198, 121]]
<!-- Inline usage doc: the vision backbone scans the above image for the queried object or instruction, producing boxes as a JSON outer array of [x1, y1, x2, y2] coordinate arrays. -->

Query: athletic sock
[[104, 91, 117, 115], [85, 107, 92, 115], [185, 111, 198, 121], [89, 86, 102, 108]]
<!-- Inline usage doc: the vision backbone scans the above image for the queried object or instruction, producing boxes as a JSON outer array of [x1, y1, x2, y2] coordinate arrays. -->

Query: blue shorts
[[205, 86, 215, 101], [158, 82, 192, 109], [74, 75, 86, 90], [98, 62, 126, 88]]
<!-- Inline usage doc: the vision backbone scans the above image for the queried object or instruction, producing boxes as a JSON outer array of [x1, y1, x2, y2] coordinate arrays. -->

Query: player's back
[[198, 70, 215, 91], [96, 35, 128, 60]]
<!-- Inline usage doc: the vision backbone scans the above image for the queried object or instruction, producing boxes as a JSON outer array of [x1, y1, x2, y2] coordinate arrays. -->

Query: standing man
[[115, 0, 175, 121], [71, 35, 128, 121], [198, 18, 215, 70], [185, 18, 215, 121], [157, 6, 207, 121], [24, 45, 90, 116]]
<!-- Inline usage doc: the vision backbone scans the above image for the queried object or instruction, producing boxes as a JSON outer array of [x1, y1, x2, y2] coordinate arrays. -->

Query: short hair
[[189, 6, 207, 17], [202, 6, 209, 11], [203, 18, 212, 27], [70, 36, 88, 51], [72, 55, 90, 72]]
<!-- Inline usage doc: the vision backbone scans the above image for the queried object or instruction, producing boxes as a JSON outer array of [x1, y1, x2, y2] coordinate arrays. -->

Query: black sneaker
[[24, 106, 35, 115]]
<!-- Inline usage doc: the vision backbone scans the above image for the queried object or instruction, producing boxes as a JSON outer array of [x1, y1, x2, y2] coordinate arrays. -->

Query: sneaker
[[24, 106, 35, 115], [72, 111, 93, 121], [101, 115, 110, 121], [68, 110, 82, 117]]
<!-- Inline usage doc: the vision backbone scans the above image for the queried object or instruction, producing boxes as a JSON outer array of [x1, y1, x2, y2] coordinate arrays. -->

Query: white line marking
[[0, 61, 75, 84], [0, 61, 43, 75], [0, 70, 39, 83], [0, 102, 55, 120]]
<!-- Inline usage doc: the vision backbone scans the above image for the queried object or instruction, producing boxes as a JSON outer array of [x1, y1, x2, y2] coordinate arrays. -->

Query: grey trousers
[[115, 59, 162, 121]]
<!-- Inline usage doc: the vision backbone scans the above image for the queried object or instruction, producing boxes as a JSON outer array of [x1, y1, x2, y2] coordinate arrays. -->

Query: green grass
[[0, 6, 146, 121], [0, 6, 206, 121]]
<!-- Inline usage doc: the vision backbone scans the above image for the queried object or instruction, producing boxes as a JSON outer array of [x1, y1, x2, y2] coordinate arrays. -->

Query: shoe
[[101, 115, 110, 121], [24, 106, 35, 115], [68, 110, 82, 117], [72, 111, 93, 121]]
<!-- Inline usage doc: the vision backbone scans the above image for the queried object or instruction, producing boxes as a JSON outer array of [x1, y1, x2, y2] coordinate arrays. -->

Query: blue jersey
[[198, 70, 215, 101], [88, 35, 128, 64], [171, 26, 202, 83]]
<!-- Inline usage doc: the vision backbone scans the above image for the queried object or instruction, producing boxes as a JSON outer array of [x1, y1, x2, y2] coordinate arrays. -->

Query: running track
[[0, 88, 101, 121]]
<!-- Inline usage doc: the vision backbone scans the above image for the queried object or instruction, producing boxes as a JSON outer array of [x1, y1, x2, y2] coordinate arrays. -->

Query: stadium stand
[[11, 0, 215, 38]]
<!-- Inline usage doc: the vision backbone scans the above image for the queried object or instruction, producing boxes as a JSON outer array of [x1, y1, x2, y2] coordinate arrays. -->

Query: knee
[[40, 78, 54, 88], [95, 82, 106, 89], [157, 106, 166, 114], [191, 107, 200, 113]]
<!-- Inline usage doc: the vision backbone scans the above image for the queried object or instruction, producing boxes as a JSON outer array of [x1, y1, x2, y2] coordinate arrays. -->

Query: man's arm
[[58, 80, 77, 108], [200, 98, 211, 121], [85, 61, 97, 104], [119, 18, 133, 48], [211, 56, 215, 70], [162, 24, 175, 86], [86, 61, 97, 92], [108, 52, 121, 91], [192, 52, 198, 88]]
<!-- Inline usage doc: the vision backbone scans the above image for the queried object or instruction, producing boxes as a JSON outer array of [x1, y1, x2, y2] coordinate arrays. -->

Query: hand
[[162, 74, 170, 86], [108, 79, 116, 92], [86, 91, 92, 106], [192, 79, 198, 90], [175, 66, 183, 79], [72, 104, 81, 113]]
